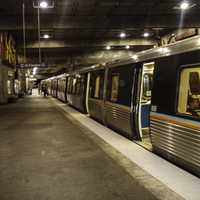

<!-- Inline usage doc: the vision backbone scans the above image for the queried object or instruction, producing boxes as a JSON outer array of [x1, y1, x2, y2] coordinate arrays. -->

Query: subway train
[[43, 36, 200, 177]]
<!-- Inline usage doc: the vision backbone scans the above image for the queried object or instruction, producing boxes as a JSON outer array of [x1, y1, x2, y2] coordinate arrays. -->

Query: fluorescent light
[[125, 45, 130, 49], [33, 67, 38, 75], [180, 2, 189, 10], [132, 55, 138, 60], [106, 46, 111, 50], [163, 47, 170, 54], [40, 1, 48, 8], [143, 32, 150, 38], [43, 34, 49, 39], [120, 32, 126, 38], [173, 2, 196, 10], [158, 47, 170, 54]]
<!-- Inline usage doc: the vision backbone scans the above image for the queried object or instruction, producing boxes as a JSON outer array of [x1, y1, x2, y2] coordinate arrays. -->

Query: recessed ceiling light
[[40, 1, 48, 8], [173, 1, 196, 10], [125, 45, 130, 49], [43, 34, 49, 39], [106, 46, 111, 50], [120, 32, 126, 38], [180, 2, 189, 10], [143, 32, 150, 38]]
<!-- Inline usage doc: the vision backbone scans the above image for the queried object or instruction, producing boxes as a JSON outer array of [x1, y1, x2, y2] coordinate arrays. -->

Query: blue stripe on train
[[141, 104, 150, 128]]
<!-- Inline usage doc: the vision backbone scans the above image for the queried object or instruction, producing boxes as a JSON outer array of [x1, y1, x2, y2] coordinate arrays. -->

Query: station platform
[[0, 96, 199, 200]]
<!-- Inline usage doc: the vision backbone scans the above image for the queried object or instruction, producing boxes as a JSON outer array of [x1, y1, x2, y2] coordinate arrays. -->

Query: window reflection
[[178, 68, 200, 117]]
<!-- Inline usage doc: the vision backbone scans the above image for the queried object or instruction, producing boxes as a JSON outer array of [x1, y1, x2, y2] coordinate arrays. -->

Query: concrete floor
[[0, 96, 159, 200]]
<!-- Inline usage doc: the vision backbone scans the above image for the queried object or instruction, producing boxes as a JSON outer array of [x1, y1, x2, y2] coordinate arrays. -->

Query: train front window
[[178, 67, 200, 118]]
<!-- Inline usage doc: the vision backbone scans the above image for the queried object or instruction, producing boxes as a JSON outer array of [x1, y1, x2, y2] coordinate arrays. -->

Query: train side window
[[67, 77, 72, 94], [143, 73, 153, 101], [80, 76, 85, 95], [90, 70, 104, 100], [69, 78, 74, 94], [178, 67, 200, 118], [94, 76, 100, 98], [76, 78, 81, 95], [107, 65, 134, 106], [111, 74, 119, 102], [72, 78, 77, 94]]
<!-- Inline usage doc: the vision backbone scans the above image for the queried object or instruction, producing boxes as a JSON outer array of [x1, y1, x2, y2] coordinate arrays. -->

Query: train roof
[[71, 35, 200, 74], [49, 35, 200, 78]]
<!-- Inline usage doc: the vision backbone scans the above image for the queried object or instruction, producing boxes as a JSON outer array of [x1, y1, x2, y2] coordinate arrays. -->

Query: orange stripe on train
[[150, 114, 200, 131]]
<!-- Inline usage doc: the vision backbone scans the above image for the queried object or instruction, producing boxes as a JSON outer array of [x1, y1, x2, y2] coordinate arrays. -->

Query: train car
[[87, 65, 105, 123], [51, 77, 58, 98], [86, 62, 154, 142], [100, 37, 200, 176], [66, 73, 88, 113], [53, 36, 200, 177], [57, 74, 67, 102], [46, 79, 52, 95], [149, 43, 200, 176]]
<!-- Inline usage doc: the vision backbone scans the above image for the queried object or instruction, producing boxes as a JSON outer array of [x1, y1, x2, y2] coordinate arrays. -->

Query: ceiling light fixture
[[132, 55, 138, 60], [180, 1, 189, 10], [173, 1, 196, 10], [43, 34, 49, 39], [143, 32, 150, 38], [106, 46, 111, 50], [120, 32, 126, 38], [125, 45, 130, 49], [158, 47, 170, 54], [33, 67, 38, 75], [40, 1, 48, 8]]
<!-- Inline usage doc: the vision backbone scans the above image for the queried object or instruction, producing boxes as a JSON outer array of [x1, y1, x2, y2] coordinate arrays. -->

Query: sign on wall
[[0, 32, 16, 66]]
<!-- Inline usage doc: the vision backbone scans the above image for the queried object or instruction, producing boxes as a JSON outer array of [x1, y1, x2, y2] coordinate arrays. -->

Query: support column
[[0, 64, 8, 104]]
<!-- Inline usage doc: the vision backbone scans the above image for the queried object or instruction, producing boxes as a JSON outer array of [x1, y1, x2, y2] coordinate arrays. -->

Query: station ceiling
[[1, 0, 200, 76]]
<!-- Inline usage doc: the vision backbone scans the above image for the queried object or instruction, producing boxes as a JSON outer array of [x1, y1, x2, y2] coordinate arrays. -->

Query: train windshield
[[178, 66, 200, 118]]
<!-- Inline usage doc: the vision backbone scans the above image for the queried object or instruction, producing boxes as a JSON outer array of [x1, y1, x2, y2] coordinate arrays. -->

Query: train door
[[137, 62, 154, 149]]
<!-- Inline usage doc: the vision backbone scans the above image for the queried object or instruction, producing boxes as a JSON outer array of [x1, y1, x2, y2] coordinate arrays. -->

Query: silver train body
[[44, 36, 200, 177]]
